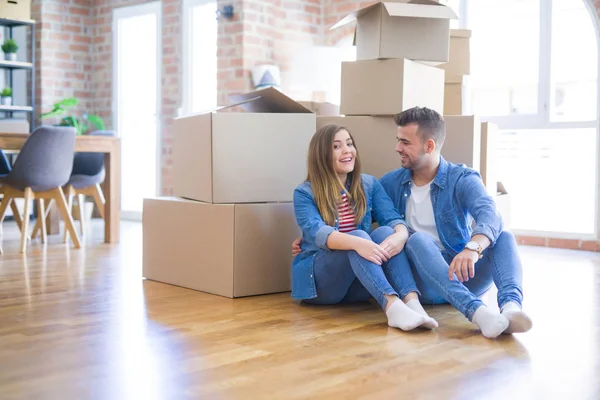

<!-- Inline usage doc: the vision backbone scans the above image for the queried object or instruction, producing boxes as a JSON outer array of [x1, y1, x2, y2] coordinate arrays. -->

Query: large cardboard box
[[143, 197, 300, 298], [0, 0, 31, 21], [173, 87, 316, 203], [442, 115, 481, 170], [440, 29, 471, 78], [331, 0, 457, 62], [316, 115, 400, 179], [480, 122, 499, 196], [340, 58, 445, 116]]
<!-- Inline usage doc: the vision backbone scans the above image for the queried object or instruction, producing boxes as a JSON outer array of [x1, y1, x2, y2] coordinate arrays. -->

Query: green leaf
[[40, 108, 66, 119], [54, 97, 78, 109], [85, 115, 105, 131]]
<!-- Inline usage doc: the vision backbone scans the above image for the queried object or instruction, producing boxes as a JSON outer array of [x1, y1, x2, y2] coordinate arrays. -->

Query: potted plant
[[1, 39, 18, 61], [1, 87, 12, 106], [40, 97, 105, 135]]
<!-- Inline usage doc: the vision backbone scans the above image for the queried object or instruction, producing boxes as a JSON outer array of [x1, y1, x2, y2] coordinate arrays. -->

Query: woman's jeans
[[405, 231, 524, 321], [304, 226, 420, 310]]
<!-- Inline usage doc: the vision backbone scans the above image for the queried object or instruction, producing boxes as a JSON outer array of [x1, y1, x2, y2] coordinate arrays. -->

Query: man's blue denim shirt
[[291, 173, 406, 300], [379, 156, 504, 258]]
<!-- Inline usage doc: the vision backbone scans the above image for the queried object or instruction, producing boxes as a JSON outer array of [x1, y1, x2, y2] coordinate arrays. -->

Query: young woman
[[292, 124, 437, 331]]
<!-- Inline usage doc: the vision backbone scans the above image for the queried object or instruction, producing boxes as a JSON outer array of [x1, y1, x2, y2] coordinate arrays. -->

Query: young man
[[292, 107, 532, 339], [378, 107, 532, 338]]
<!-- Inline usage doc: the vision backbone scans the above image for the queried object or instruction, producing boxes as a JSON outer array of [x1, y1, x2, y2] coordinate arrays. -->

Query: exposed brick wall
[[31, 0, 93, 127]]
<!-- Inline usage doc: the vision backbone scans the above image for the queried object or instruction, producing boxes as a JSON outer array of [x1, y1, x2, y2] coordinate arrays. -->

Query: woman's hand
[[379, 232, 408, 258], [355, 239, 390, 266]]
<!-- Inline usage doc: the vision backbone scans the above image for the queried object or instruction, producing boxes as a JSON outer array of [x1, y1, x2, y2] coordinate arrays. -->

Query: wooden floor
[[0, 220, 599, 400]]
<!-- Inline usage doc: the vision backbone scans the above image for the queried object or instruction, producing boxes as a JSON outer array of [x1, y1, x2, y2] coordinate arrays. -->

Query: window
[[182, 0, 217, 115], [464, 0, 599, 237]]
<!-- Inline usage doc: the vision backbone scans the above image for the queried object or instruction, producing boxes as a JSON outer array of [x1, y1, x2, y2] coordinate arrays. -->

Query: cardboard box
[[298, 101, 340, 116], [480, 122, 499, 197], [496, 182, 511, 229], [340, 58, 445, 116], [440, 29, 471, 78], [316, 115, 400, 179], [331, 0, 458, 62], [0, 0, 31, 21], [173, 87, 316, 203], [142, 197, 300, 298], [442, 115, 481, 170]]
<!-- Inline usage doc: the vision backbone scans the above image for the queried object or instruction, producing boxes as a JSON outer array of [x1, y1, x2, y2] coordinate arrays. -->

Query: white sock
[[386, 299, 428, 331], [501, 301, 533, 334], [472, 306, 509, 339], [405, 299, 439, 329]]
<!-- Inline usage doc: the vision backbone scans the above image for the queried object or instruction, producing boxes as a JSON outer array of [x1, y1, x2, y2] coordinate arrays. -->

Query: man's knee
[[347, 229, 371, 240], [494, 230, 517, 249], [370, 226, 394, 244], [406, 231, 436, 251]]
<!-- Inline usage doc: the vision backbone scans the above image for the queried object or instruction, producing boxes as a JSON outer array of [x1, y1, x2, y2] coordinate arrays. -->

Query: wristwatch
[[464, 241, 483, 258]]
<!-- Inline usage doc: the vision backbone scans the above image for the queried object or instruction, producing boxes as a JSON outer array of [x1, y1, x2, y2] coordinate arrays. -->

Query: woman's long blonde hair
[[306, 124, 367, 227]]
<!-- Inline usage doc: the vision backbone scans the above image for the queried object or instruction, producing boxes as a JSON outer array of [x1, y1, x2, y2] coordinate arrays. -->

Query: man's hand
[[448, 249, 479, 282], [379, 232, 408, 258], [291, 237, 302, 257]]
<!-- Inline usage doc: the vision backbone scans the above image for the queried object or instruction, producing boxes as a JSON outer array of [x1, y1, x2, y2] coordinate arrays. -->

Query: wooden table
[[0, 133, 121, 243]]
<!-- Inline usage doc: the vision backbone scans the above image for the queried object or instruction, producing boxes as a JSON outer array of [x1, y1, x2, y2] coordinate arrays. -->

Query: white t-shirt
[[405, 180, 442, 247]]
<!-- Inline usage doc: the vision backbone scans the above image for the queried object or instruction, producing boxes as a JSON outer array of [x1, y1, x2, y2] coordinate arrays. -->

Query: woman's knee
[[346, 229, 371, 240], [370, 225, 394, 244]]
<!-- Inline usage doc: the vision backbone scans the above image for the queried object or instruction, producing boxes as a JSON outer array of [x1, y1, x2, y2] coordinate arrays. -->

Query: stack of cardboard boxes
[[142, 88, 314, 298]]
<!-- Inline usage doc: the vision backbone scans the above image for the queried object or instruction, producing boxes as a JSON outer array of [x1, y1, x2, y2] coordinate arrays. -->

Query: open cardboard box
[[173, 87, 316, 204], [331, 0, 458, 62]]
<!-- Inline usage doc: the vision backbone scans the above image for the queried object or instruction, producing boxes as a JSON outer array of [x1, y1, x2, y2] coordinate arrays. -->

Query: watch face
[[466, 242, 477, 250]]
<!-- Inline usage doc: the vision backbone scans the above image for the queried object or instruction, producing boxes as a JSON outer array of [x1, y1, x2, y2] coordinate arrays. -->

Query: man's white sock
[[405, 299, 439, 329], [501, 301, 533, 334], [386, 299, 428, 331], [472, 306, 509, 339]]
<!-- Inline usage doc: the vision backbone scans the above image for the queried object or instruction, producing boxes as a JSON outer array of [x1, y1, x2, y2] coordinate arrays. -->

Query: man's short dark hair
[[394, 107, 446, 149]]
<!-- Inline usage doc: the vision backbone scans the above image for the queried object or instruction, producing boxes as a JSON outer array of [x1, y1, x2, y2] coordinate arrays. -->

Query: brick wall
[[31, 0, 93, 127]]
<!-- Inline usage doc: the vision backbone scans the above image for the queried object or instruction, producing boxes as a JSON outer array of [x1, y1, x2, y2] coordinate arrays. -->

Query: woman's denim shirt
[[291, 173, 406, 300]]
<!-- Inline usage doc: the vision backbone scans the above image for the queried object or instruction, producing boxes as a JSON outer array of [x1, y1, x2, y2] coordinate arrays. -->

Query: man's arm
[[456, 171, 503, 246]]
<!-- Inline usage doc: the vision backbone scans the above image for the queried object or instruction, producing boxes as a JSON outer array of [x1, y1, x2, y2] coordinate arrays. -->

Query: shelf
[[0, 18, 36, 27], [0, 105, 33, 112], [0, 60, 33, 70]]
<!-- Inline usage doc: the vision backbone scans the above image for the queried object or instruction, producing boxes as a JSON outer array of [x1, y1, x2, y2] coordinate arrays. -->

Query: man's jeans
[[304, 226, 420, 310], [405, 231, 524, 321]]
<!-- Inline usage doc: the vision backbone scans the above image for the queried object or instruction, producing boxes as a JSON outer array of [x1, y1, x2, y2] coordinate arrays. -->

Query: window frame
[[459, 0, 600, 239], [181, 0, 218, 117]]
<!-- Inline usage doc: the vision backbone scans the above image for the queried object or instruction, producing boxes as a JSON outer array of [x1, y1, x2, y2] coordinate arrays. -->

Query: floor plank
[[0, 220, 599, 399]]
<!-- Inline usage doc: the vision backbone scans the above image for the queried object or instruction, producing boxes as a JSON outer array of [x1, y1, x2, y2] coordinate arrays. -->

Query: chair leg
[[53, 187, 81, 249], [37, 199, 47, 244], [31, 198, 54, 239], [77, 194, 86, 237], [63, 185, 74, 243], [9, 200, 23, 231], [91, 183, 105, 220], [0, 196, 12, 255], [20, 188, 33, 253]]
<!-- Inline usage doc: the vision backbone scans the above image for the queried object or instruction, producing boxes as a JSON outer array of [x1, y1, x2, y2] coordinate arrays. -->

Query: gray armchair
[[0, 126, 81, 253]]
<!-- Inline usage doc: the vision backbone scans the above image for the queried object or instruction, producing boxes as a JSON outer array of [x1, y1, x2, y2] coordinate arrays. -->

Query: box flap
[[383, 1, 458, 19], [174, 97, 262, 118], [451, 28, 472, 38], [229, 87, 313, 113], [330, 2, 384, 30]]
